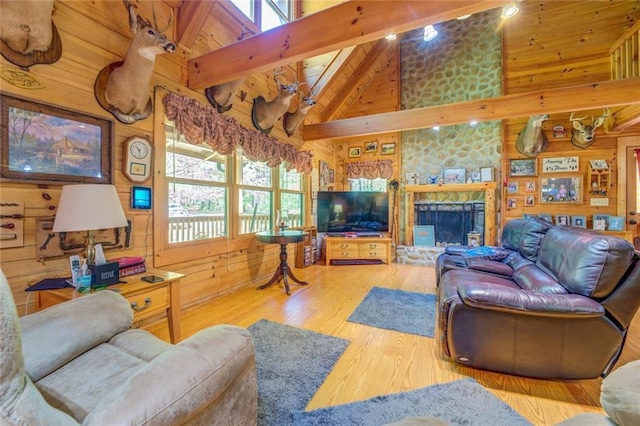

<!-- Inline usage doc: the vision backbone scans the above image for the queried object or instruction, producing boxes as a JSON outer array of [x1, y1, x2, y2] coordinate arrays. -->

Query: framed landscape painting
[[1, 93, 113, 185]]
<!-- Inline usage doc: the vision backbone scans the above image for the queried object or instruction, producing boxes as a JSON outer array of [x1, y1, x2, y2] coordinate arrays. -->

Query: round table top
[[256, 229, 307, 244]]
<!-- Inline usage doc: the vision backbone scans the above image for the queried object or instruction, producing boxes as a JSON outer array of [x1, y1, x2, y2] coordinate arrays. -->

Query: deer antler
[[152, 3, 173, 33], [569, 112, 587, 122]]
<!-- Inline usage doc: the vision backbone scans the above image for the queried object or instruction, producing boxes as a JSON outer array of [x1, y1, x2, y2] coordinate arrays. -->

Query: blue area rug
[[347, 287, 436, 337], [291, 378, 531, 426], [248, 319, 350, 426]]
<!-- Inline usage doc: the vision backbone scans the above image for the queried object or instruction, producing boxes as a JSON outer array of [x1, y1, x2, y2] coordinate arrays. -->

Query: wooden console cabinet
[[324, 236, 391, 265]]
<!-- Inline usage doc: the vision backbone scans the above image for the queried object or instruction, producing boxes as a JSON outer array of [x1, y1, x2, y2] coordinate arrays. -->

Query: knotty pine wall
[[0, 0, 331, 316]]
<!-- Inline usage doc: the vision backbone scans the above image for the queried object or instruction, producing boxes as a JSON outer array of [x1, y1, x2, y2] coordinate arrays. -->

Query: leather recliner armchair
[[437, 225, 640, 379]]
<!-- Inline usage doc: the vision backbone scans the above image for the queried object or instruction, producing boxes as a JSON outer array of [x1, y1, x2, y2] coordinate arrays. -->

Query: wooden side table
[[36, 269, 184, 343]]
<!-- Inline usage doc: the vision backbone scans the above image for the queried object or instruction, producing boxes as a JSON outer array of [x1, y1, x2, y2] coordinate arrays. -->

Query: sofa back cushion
[[536, 226, 635, 298], [518, 217, 553, 262], [501, 219, 525, 251]]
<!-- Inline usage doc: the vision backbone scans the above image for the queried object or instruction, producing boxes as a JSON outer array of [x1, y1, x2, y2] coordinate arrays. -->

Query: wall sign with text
[[542, 157, 579, 173]]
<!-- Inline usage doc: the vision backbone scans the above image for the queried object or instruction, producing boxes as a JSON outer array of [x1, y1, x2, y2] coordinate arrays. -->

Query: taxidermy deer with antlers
[[283, 90, 316, 137], [97, 0, 175, 124], [252, 69, 300, 135], [0, 0, 62, 69], [569, 108, 611, 149], [516, 114, 549, 158], [205, 28, 253, 113]]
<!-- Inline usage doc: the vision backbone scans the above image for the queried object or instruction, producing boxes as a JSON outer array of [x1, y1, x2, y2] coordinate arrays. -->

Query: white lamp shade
[[53, 184, 128, 232]]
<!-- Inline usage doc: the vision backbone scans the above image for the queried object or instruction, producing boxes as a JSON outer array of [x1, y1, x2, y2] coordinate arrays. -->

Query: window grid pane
[[168, 183, 227, 243], [349, 178, 388, 192], [239, 189, 272, 234]]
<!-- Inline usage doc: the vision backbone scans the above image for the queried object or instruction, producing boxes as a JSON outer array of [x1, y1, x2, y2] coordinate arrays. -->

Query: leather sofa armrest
[[465, 258, 514, 276], [85, 325, 256, 425], [457, 282, 604, 318], [20, 290, 132, 382]]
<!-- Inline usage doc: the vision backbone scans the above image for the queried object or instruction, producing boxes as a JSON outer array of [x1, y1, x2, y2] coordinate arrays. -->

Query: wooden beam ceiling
[[303, 77, 640, 141], [176, 0, 218, 49], [611, 105, 640, 131], [187, 0, 507, 88]]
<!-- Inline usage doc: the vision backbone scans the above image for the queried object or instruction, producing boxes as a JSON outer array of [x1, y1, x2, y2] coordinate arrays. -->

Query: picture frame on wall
[[525, 195, 535, 206], [507, 182, 519, 193], [381, 143, 395, 155], [480, 167, 494, 182], [509, 159, 536, 177], [319, 160, 330, 188], [592, 214, 610, 229], [443, 168, 466, 184], [364, 141, 378, 153], [571, 215, 587, 228], [349, 147, 361, 158], [608, 216, 625, 231], [540, 175, 582, 203], [1, 93, 113, 185], [556, 215, 570, 226], [507, 198, 517, 209]]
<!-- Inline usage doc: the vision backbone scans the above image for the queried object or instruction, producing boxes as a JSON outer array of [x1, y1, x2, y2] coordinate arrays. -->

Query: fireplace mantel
[[405, 182, 497, 245]]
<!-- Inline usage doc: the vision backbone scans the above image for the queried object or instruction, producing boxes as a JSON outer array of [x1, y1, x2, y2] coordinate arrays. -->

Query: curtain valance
[[162, 92, 313, 174], [346, 160, 394, 179]]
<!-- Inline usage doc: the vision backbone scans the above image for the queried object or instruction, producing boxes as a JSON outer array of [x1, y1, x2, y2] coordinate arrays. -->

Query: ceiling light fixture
[[385, 34, 397, 41], [456, 14, 471, 20], [432, 126, 440, 131], [470, 120, 479, 126], [423, 25, 438, 42], [501, 3, 519, 19]]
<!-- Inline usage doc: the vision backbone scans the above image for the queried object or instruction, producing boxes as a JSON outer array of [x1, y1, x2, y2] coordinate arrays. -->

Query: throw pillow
[[461, 246, 509, 261]]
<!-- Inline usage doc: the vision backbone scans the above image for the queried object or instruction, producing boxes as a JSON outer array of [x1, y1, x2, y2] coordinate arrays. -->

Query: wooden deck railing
[[169, 213, 302, 243], [610, 20, 640, 80]]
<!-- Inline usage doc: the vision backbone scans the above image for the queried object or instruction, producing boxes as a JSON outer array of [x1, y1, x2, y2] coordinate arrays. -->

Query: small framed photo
[[556, 215, 570, 226], [538, 213, 552, 223], [509, 159, 537, 177], [525, 181, 536, 192], [471, 172, 481, 183], [592, 214, 610, 229], [364, 141, 378, 153], [480, 167, 494, 182], [571, 215, 587, 228], [328, 169, 335, 184], [443, 168, 466, 184], [525, 195, 535, 206], [349, 147, 362, 158], [608, 216, 625, 231], [593, 219, 607, 230], [507, 182, 519, 193], [507, 198, 517, 209], [381, 143, 395, 155]]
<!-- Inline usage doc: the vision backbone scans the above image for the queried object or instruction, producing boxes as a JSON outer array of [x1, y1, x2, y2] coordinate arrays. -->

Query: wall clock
[[123, 136, 153, 183]]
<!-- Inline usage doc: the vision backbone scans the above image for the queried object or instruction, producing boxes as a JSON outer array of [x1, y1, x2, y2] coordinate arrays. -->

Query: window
[[229, 0, 292, 31], [349, 178, 388, 192], [166, 133, 228, 243], [280, 166, 303, 228], [238, 153, 273, 234]]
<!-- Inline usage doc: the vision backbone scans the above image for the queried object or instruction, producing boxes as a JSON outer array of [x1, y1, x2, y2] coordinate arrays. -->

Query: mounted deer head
[[95, 0, 175, 124], [283, 89, 316, 137], [569, 108, 611, 149], [0, 0, 62, 69], [516, 114, 549, 158], [252, 69, 300, 135], [205, 28, 254, 113]]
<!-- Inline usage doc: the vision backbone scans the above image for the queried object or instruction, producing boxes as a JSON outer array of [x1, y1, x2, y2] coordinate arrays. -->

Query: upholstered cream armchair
[[0, 269, 257, 425]]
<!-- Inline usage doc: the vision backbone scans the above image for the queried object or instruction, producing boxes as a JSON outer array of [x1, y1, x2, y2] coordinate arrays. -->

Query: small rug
[[291, 378, 531, 426], [248, 319, 350, 426], [347, 287, 436, 337]]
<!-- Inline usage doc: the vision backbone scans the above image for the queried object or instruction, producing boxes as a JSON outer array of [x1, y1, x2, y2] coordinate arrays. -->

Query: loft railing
[[610, 20, 640, 80], [168, 213, 302, 243]]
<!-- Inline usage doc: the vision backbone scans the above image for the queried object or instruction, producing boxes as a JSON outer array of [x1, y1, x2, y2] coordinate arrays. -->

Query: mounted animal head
[[252, 69, 300, 134], [283, 89, 316, 137], [516, 114, 549, 158], [569, 108, 611, 149], [0, 0, 61, 69], [205, 28, 254, 113], [95, 0, 175, 124]]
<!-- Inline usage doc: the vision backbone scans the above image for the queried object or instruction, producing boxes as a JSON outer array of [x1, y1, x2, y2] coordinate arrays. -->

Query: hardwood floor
[[145, 263, 640, 425]]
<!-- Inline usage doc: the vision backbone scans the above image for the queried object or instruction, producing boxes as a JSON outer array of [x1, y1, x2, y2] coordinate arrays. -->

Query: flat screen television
[[316, 191, 389, 234]]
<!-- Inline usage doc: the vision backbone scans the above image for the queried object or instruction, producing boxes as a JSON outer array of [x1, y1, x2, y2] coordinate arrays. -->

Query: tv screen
[[316, 191, 389, 234]]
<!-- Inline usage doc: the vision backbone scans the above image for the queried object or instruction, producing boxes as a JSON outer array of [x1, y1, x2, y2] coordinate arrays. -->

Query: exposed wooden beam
[[311, 47, 356, 101], [303, 77, 640, 141], [322, 40, 390, 122], [177, 0, 218, 49], [187, 1, 507, 88], [611, 105, 640, 131]]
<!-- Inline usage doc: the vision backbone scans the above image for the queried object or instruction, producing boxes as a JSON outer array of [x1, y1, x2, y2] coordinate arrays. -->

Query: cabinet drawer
[[360, 242, 387, 251], [332, 249, 359, 258], [358, 249, 387, 259], [126, 286, 168, 320], [330, 241, 358, 251]]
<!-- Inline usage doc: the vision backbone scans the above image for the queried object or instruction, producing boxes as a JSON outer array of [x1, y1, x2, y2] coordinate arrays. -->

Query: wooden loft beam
[[303, 77, 640, 141], [611, 105, 640, 131], [312, 47, 356, 101], [177, 0, 218, 49], [187, 1, 507, 88], [322, 40, 390, 122]]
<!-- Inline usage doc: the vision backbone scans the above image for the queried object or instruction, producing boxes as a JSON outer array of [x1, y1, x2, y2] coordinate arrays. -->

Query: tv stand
[[324, 235, 391, 266]]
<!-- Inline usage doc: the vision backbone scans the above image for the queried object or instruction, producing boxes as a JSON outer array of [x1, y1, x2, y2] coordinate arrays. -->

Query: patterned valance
[[346, 160, 394, 179], [162, 92, 313, 174]]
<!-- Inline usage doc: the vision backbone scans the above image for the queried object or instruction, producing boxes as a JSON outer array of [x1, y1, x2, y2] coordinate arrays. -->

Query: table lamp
[[53, 184, 128, 264]]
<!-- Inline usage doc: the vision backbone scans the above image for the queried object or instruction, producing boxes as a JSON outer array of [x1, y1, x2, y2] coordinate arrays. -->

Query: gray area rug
[[347, 287, 436, 337], [291, 378, 531, 426], [248, 319, 350, 426]]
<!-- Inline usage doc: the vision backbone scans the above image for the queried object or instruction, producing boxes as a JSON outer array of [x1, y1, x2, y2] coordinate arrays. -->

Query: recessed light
[[457, 14, 471, 20], [501, 4, 519, 19], [433, 126, 440, 131], [385, 34, 397, 41], [470, 120, 478, 126], [423, 25, 438, 42]]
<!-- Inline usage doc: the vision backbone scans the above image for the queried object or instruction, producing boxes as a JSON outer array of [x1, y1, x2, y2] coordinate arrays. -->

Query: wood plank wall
[[0, 0, 329, 316]]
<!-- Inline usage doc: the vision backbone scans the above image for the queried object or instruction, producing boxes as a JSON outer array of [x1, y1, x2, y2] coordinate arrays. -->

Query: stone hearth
[[396, 245, 445, 267]]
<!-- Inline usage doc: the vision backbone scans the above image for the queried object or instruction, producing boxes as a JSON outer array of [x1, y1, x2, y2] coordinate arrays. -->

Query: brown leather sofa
[[437, 223, 640, 379]]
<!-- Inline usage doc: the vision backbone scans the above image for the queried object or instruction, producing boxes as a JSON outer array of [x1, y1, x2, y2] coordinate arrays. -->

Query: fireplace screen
[[414, 202, 484, 245]]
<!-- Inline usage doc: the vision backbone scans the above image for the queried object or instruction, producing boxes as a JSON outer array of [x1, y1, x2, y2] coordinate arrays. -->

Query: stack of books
[[112, 256, 146, 277]]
